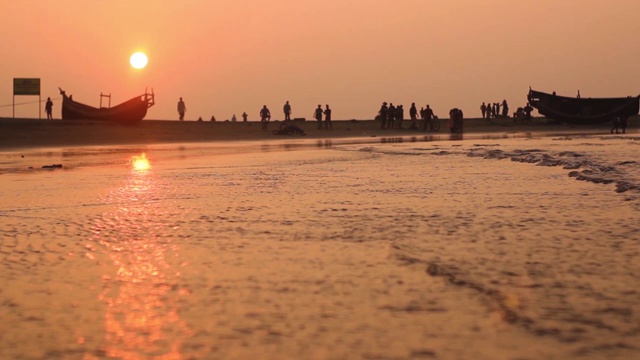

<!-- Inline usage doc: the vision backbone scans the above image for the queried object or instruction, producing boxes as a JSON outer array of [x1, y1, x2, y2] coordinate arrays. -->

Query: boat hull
[[60, 89, 154, 124], [527, 89, 639, 125]]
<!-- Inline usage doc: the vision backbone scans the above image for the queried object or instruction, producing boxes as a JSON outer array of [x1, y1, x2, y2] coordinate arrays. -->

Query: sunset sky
[[2, 0, 639, 121]]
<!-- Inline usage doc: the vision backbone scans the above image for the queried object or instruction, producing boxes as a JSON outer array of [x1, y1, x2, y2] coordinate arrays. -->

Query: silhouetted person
[[283, 101, 292, 121], [449, 108, 463, 133], [379, 102, 388, 128], [409, 102, 419, 129], [501, 99, 509, 118], [260, 105, 271, 130], [197, 116, 203, 122], [424, 105, 434, 131], [523, 103, 533, 123], [45, 97, 53, 119], [480, 102, 487, 119], [577, 90, 581, 98], [242, 112, 248, 122], [396, 104, 404, 129], [621, 117, 628, 133], [611, 116, 621, 134], [496, 102, 501, 118], [324, 104, 332, 130], [387, 103, 396, 129], [210, 115, 216, 122], [177, 97, 186, 121], [314, 105, 323, 129]]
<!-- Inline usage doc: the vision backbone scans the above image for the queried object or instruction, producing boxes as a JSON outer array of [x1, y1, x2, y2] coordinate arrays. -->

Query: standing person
[[523, 103, 533, 124], [45, 97, 53, 120], [379, 102, 388, 129], [260, 105, 271, 130], [283, 101, 292, 121], [396, 104, 404, 129], [480, 102, 487, 119], [232, 114, 237, 122], [314, 105, 323, 129], [242, 112, 248, 122], [424, 105, 434, 131], [177, 97, 186, 121], [387, 103, 396, 129], [496, 102, 501, 118], [409, 102, 419, 130], [501, 99, 509, 118], [323, 104, 332, 130]]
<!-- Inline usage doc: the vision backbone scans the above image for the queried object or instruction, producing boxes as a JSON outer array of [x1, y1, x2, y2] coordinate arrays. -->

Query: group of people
[[313, 104, 332, 130], [480, 100, 509, 119], [377, 102, 437, 131], [513, 103, 534, 123]]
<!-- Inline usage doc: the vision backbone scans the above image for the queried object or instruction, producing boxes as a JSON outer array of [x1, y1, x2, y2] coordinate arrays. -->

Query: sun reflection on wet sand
[[87, 155, 191, 359]]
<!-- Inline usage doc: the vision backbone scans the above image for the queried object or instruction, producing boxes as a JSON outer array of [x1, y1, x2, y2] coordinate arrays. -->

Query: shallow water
[[1, 134, 639, 359]]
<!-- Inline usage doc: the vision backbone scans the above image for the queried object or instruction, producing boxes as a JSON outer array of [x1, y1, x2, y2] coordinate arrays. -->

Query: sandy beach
[[1, 116, 636, 150], [1, 117, 639, 359]]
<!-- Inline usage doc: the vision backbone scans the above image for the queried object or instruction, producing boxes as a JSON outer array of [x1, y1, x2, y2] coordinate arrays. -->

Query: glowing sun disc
[[130, 52, 148, 69]]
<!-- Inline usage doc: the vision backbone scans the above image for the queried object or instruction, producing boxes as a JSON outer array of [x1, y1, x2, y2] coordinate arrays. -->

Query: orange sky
[[2, 0, 639, 121]]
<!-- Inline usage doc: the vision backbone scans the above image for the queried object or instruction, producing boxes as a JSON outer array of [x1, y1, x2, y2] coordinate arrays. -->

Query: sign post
[[13, 78, 41, 118]]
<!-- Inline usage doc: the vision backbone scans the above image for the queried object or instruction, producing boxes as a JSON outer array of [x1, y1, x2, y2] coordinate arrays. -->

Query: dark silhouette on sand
[[449, 108, 464, 133], [283, 101, 292, 121], [260, 105, 271, 130], [324, 104, 332, 130], [379, 102, 388, 129], [314, 105, 323, 129], [178, 97, 186, 121], [45, 97, 53, 120]]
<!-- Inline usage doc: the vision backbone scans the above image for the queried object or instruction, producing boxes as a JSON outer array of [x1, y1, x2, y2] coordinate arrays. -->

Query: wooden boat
[[527, 89, 639, 125], [59, 88, 155, 124]]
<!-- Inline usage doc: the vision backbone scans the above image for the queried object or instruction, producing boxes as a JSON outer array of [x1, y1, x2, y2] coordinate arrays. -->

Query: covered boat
[[527, 89, 639, 125], [59, 88, 155, 124]]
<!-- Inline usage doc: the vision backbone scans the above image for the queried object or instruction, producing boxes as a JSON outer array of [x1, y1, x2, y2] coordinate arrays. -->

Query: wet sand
[[1, 121, 639, 359]]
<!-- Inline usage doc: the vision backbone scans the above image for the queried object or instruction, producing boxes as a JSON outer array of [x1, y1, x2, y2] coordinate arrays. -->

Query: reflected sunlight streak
[[88, 164, 191, 359], [131, 153, 151, 172]]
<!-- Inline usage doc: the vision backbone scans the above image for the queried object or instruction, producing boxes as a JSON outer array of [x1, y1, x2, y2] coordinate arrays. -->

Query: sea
[[1, 134, 639, 359]]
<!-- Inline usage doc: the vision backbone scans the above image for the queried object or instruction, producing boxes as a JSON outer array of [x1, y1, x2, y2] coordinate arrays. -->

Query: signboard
[[13, 78, 41, 96]]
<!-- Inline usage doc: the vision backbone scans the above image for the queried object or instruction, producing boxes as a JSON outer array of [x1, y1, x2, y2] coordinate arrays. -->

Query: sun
[[130, 52, 148, 69]]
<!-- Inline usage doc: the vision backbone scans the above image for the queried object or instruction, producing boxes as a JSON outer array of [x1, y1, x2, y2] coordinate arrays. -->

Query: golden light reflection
[[131, 153, 151, 172], [87, 166, 191, 359]]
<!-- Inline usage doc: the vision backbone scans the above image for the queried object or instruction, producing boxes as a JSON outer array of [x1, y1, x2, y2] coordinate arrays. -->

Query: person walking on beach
[[324, 104, 332, 130], [177, 97, 186, 121], [283, 101, 292, 121], [45, 97, 53, 120], [314, 105, 323, 129], [480, 102, 487, 119], [260, 105, 271, 130], [379, 102, 388, 129], [242, 112, 248, 122]]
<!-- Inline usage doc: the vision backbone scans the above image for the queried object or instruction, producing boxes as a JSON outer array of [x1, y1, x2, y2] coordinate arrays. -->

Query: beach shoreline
[[1, 116, 637, 150]]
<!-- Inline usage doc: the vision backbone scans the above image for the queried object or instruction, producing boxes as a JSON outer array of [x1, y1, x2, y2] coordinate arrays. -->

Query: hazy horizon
[[2, 0, 639, 121]]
